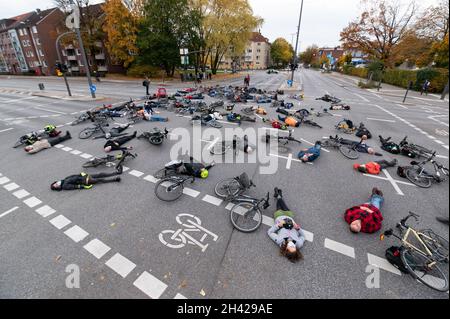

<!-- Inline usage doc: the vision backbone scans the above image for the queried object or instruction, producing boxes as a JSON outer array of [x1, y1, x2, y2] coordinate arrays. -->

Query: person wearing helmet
[[104, 131, 137, 153], [44, 124, 61, 138], [25, 131, 72, 154], [51, 171, 121, 191], [174, 156, 214, 179], [353, 159, 398, 175], [93, 123, 130, 140], [336, 135, 382, 156]]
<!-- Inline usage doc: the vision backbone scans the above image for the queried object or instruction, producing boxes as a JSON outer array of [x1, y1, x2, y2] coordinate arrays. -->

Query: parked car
[[267, 69, 279, 74]]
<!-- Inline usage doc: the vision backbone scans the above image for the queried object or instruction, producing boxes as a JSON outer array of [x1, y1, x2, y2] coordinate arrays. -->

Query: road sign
[[181, 56, 189, 65], [287, 80, 293, 87], [90, 85, 96, 93]]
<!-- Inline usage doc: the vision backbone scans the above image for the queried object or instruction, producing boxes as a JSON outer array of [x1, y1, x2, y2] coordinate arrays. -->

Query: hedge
[[341, 66, 449, 93]]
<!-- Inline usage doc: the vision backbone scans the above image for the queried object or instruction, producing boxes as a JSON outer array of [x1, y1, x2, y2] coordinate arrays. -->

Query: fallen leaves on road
[[200, 289, 206, 297], [179, 279, 188, 289], [55, 255, 62, 262]]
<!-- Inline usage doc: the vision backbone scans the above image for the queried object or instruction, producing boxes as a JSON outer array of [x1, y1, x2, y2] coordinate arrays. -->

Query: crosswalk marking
[[3, 182, 19, 191], [64, 225, 89, 243], [12, 189, 30, 199], [202, 195, 223, 206], [49, 215, 71, 230], [23, 196, 42, 208], [35, 205, 56, 218]]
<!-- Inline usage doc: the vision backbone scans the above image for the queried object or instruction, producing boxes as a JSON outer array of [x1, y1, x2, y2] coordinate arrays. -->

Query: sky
[[1, 0, 441, 50]]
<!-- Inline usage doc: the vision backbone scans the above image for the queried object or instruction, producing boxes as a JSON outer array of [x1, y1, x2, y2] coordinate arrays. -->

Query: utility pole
[[290, 0, 304, 85], [441, 79, 449, 100], [66, 1, 96, 98]]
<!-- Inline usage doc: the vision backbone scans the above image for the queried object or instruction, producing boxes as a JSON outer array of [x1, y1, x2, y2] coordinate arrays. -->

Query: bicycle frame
[[400, 227, 434, 258]]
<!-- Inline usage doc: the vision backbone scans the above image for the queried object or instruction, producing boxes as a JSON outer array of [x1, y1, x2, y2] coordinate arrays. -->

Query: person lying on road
[[138, 106, 169, 122], [338, 135, 382, 156], [267, 188, 305, 263], [277, 114, 300, 127], [165, 157, 215, 179], [298, 141, 322, 163], [93, 123, 130, 140], [344, 188, 384, 234], [25, 131, 72, 154], [353, 159, 398, 175], [51, 171, 121, 191], [104, 131, 137, 153]]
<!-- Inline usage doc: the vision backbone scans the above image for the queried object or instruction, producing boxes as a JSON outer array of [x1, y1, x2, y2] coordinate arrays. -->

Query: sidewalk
[[32, 91, 107, 101], [328, 71, 449, 103]]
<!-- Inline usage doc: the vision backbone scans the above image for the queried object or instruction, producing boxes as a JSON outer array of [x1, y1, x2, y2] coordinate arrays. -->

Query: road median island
[[31, 91, 107, 102]]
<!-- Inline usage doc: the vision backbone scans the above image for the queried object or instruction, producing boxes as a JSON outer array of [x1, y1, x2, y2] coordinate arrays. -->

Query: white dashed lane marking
[[83, 239, 111, 259], [367, 253, 402, 276], [324, 238, 355, 259], [70, 150, 82, 155], [23, 196, 42, 208], [64, 225, 89, 243], [62, 147, 73, 152], [0, 176, 11, 185], [105, 253, 136, 278], [3, 182, 19, 191], [202, 195, 223, 206], [183, 187, 200, 198], [174, 293, 187, 299], [12, 189, 30, 199], [143, 175, 158, 183], [35, 205, 56, 218], [80, 153, 93, 159], [133, 271, 168, 299], [129, 170, 144, 178], [49, 215, 72, 230]]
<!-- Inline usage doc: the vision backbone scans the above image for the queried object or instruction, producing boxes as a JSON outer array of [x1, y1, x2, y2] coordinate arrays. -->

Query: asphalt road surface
[[0, 69, 448, 299]]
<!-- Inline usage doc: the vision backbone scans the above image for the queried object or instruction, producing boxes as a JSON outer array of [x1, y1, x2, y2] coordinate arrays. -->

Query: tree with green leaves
[[270, 38, 294, 68], [299, 45, 319, 66], [137, 0, 201, 76]]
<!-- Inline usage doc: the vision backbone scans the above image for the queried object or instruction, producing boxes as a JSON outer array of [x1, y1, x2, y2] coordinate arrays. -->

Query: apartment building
[[220, 32, 271, 70]]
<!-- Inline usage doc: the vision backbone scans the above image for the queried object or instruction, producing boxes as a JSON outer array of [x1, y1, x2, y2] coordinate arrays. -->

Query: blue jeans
[[149, 115, 168, 122], [370, 195, 384, 210], [298, 145, 321, 162]]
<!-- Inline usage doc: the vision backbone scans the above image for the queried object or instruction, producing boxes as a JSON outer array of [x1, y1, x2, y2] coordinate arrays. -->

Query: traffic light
[[55, 62, 63, 76]]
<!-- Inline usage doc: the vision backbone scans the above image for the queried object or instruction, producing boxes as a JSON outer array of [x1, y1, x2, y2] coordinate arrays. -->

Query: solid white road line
[[367, 253, 402, 276], [367, 118, 396, 123], [324, 238, 355, 258], [12, 189, 30, 199], [105, 253, 137, 278], [64, 225, 89, 243], [395, 103, 408, 110], [49, 215, 72, 230], [83, 239, 111, 259], [353, 93, 370, 102], [23, 196, 42, 208], [133, 271, 168, 299], [3, 182, 19, 191], [0, 128, 14, 133], [0, 206, 19, 219], [202, 195, 223, 206], [35, 205, 56, 218], [34, 106, 67, 114]]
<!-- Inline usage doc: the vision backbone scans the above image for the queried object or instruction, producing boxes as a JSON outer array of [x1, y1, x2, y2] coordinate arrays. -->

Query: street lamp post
[[290, 0, 304, 84]]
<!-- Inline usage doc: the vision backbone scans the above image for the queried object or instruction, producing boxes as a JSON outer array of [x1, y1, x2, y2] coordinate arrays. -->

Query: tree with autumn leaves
[[340, 0, 449, 69], [270, 38, 294, 68], [102, 0, 140, 68]]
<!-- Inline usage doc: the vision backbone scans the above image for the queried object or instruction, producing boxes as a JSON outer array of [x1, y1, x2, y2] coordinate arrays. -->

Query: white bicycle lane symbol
[[158, 214, 219, 252]]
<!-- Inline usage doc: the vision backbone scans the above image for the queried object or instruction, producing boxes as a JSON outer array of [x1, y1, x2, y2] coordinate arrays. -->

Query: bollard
[[38, 83, 45, 90]]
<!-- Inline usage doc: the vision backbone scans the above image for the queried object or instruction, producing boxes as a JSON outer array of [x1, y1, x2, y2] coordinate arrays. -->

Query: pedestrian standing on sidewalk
[[143, 76, 150, 96]]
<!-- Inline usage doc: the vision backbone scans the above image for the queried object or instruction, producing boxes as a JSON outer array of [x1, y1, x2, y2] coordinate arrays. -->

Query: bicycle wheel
[[339, 145, 359, 160], [230, 202, 262, 233], [419, 230, 449, 263], [79, 128, 96, 139], [149, 136, 163, 145], [154, 168, 177, 180], [13, 140, 24, 148], [271, 144, 290, 154], [401, 248, 449, 292], [208, 121, 222, 128], [82, 158, 106, 168], [406, 168, 432, 188], [210, 142, 227, 155], [155, 177, 184, 202], [215, 178, 241, 198]]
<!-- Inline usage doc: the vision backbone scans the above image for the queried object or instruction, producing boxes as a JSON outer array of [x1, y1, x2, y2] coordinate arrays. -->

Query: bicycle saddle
[[410, 161, 419, 165]]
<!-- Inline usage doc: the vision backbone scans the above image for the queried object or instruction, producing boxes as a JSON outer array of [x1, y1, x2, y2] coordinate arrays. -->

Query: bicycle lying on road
[[263, 130, 302, 154], [400, 136, 435, 159], [138, 128, 169, 146], [214, 172, 270, 233], [154, 174, 195, 202], [405, 152, 449, 188], [78, 118, 110, 139], [81, 150, 137, 172], [381, 212, 449, 292], [321, 135, 362, 160]]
